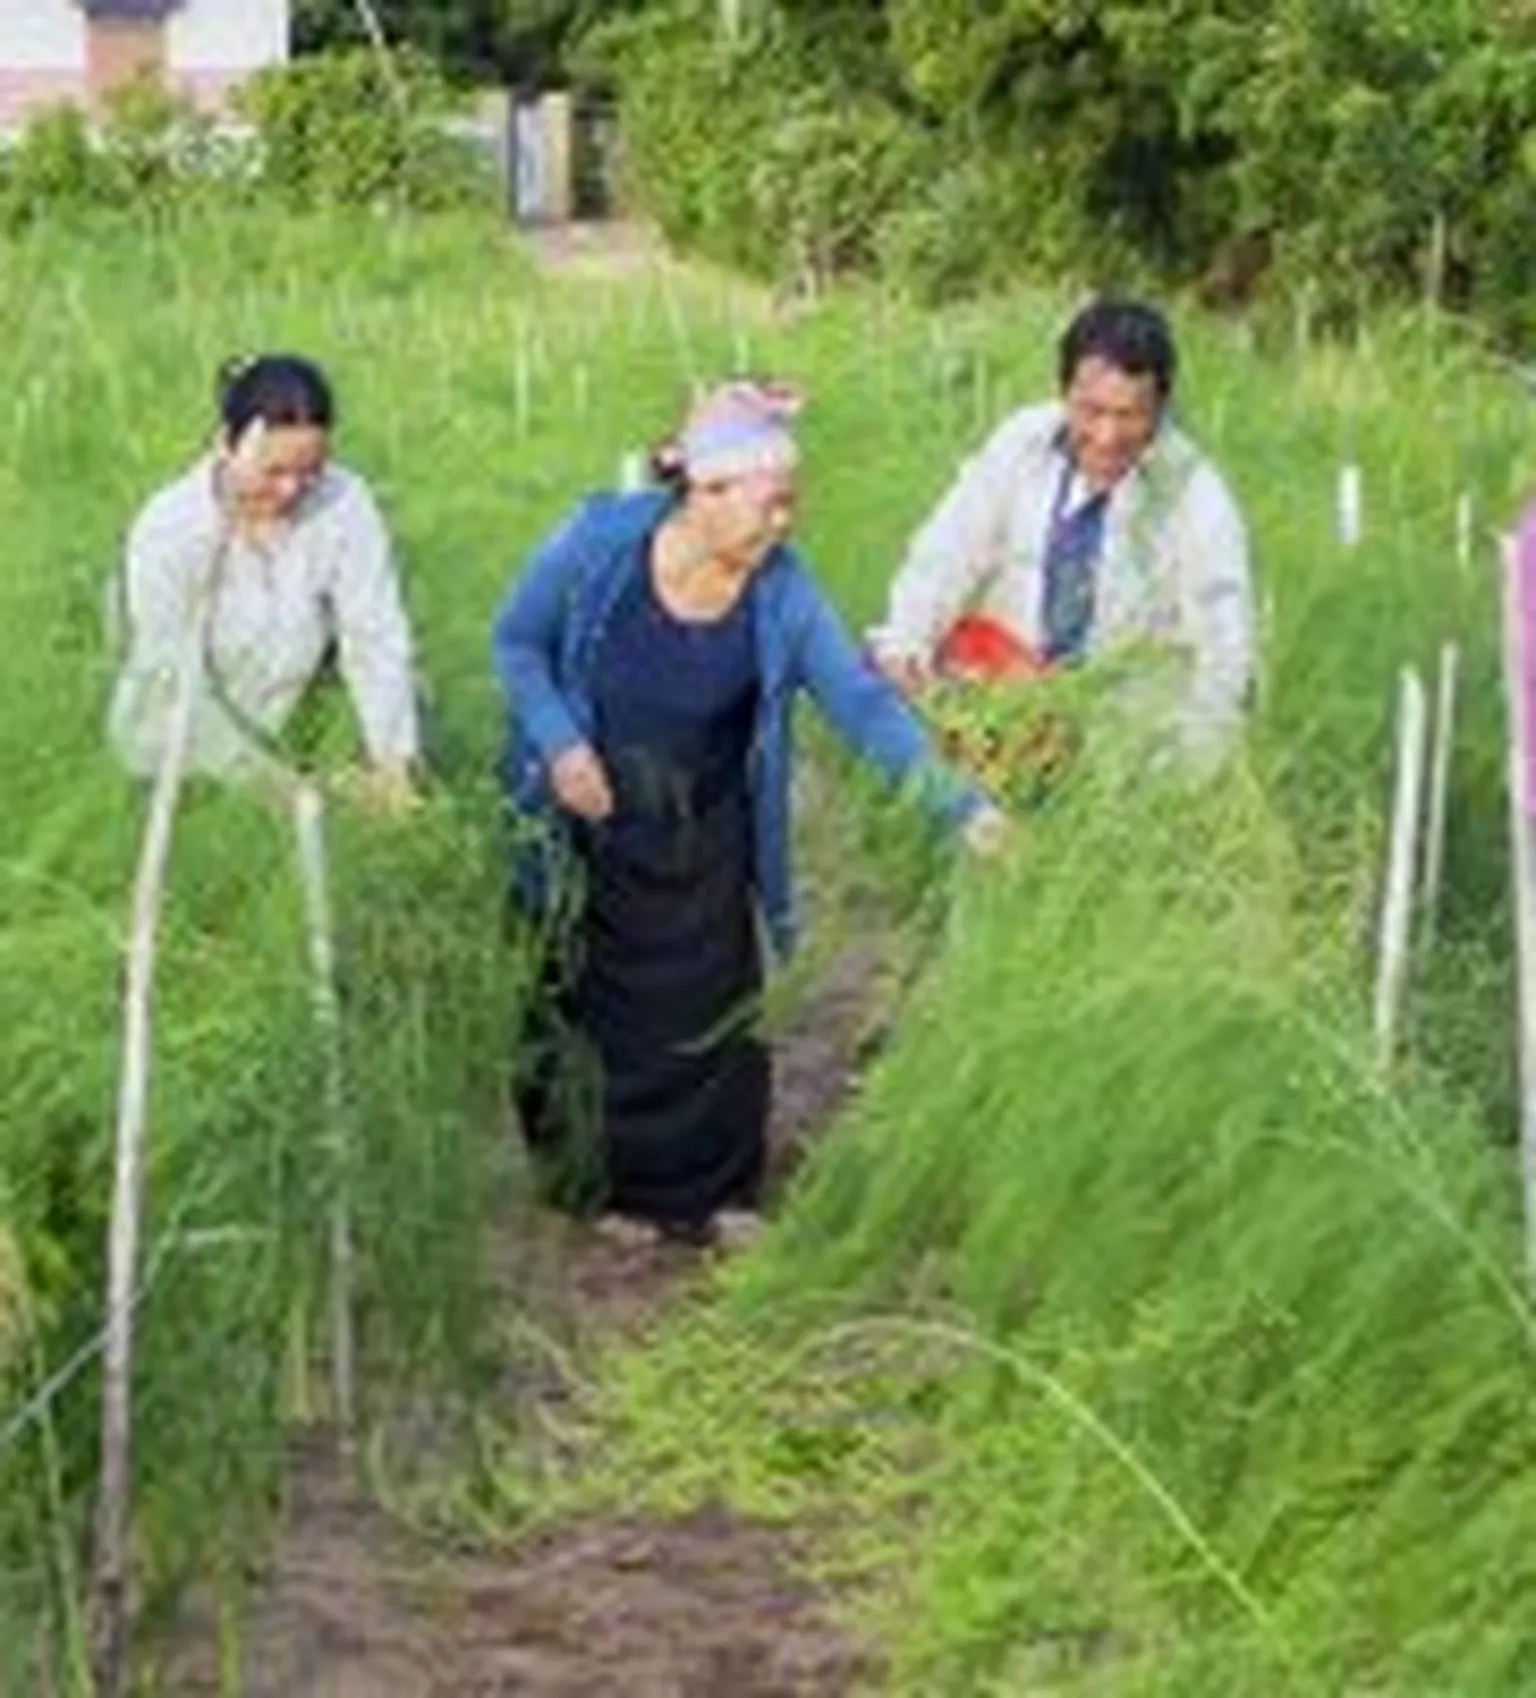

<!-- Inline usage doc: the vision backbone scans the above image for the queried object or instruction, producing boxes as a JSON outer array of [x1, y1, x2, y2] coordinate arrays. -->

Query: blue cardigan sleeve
[[491, 503, 593, 763], [782, 565, 984, 824]]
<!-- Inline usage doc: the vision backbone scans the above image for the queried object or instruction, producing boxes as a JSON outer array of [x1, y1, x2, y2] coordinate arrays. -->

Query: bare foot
[[590, 1213, 661, 1251]]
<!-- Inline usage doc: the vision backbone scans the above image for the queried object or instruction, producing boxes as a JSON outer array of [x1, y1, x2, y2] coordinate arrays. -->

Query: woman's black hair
[[647, 439, 689, 494], [216, 354, 335, 438], [1057, 298, 1177, 402]]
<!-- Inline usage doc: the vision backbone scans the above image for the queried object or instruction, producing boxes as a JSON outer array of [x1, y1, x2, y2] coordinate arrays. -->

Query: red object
[[936, 614, 1049, 683]]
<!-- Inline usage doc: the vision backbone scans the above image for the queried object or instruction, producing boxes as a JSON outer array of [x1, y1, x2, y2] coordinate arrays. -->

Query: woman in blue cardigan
[[492, 382, 1005, 1247]]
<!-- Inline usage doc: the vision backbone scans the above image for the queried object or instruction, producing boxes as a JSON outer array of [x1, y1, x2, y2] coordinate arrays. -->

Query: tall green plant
[[236, 46, 493, 210]]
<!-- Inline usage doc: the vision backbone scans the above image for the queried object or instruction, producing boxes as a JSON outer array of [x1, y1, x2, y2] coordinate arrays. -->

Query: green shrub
[[236, 46, 493, 212], [590, 0, 1536, 339], [578, 4, 795, 276], [0, 49, 493, 231], [96, 75, 228, 215], [746, 91, 923, 292], [0, 105, 113, 231], [584, 2, 929, 291]]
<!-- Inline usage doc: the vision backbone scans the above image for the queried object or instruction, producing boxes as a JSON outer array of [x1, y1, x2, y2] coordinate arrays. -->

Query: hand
[[245, 757, 303, 814], [962, 804, 1012, 858], [873, 647, 929, 698], [353, 761, 420, 816], [550, 742, 614, 822], [217, 417, 269, 509], [329, 761, 420, 817]]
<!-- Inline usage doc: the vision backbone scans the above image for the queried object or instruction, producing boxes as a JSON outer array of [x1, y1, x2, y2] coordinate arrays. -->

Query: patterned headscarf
[[662, 380, 804, 484]]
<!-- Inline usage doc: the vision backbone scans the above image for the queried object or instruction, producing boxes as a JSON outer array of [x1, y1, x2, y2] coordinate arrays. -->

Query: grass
[[546, 776, 1536, 1694], [0, 201, 1532, 1689]]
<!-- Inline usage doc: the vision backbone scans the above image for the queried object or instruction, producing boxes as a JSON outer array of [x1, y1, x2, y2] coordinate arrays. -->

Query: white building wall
[[0, 0, 86, 70], [0, 0, 290, 133], [169, 0, 290, 73]]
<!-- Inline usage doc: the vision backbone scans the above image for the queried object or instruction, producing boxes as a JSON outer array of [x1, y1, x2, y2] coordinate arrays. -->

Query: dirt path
[[523, 217, 785, 319], [156, 943, 889, 1697], [161, 1459, 875, 1697], [522, 219, 665, 282], [156, 229, 883, 1697]]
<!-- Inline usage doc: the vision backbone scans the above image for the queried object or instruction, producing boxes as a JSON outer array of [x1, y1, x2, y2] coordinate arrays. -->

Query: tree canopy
[[291, 0, 627, 88]]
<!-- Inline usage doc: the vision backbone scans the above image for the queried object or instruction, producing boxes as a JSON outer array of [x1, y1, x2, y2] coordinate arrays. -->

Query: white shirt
[[107, 458, 421, 781], [869, 403, 1255, 767]]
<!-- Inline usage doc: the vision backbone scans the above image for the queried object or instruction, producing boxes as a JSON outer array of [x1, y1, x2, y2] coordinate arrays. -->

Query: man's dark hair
[[1057, 298, 1177, 402]]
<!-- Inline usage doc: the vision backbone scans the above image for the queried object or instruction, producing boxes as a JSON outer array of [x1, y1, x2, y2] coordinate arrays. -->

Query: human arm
[[865, 409, 1040, 682], [1170, 464, 1255, 769], [327, 477, 421, 779], [788, 567, 991, 827], [490, 502, 614, 820], [107, 486, 260, 780]]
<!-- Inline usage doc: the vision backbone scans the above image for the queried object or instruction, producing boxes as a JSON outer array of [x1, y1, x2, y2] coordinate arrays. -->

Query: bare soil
[[523, 218, 665, 282], [155, 220, 887, 1692], [154, 942, 889, 1698]]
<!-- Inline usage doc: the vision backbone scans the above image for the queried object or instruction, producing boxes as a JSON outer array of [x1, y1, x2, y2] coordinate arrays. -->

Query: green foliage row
[[1, 201, 1530, 1685], [586, 0, 1536, 341], [291, 0, 636, 91], [565, 774, 1536, 1693], [0, 48, 492, 232]]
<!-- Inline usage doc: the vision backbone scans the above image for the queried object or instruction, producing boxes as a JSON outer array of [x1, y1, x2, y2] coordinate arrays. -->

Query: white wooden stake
[[1456, 493, 1474, 575], [1418, 642, 1459, 952], [94, 531, 226, 1698], [972, 353, 989, 430], [1253, 586, 1277, 713], [1500, 533, 1536, 1283], [1373, 666, 1428, 1074], [514, 321, 532, 438], [877, 290, 893, 409], [292, 782, 355, 1443], [658, 264, 700, 388], [1293, 287, 1314, 359], [1338, 463, 1363, 548]]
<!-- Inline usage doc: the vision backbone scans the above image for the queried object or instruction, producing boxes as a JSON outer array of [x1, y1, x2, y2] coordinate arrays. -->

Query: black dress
[[518, 552, 770, 1231]]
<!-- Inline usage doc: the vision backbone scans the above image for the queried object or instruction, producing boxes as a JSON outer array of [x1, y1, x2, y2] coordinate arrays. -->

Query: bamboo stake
[[1293, 284, 1315, 360], [657, 262, 700, 387], [1418, 642, 1459, 952], [1425, 209, 1448, 312], [292, 781, 355, 1443], [877, 289, 893, 411], [1373, 666, 1428, 1074], [1456, 492, 1474, 575], [94, 529, 227, 1698], [1499, 532, 1536, 1282], [349, 0, 408, 116], [514, 320, 532, 438], [1253, 586, 1277, 713]]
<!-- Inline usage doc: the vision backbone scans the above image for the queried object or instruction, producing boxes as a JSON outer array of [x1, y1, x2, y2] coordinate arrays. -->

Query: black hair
[[647, 439, 689, 494], [1057, 298, 1177, 402], [216, 354, 335, 439]]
